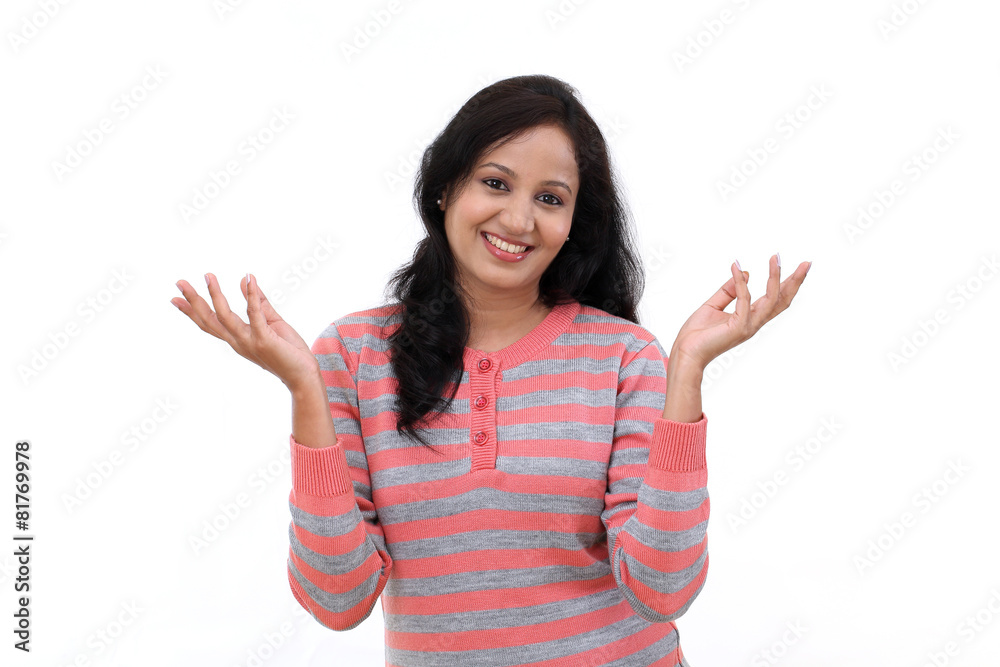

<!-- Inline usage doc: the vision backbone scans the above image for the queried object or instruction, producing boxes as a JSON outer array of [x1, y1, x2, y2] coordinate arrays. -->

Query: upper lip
[[483, 231, 533, 248]]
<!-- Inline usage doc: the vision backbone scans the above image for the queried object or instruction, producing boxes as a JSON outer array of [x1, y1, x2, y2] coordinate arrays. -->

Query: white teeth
[[485, 233, 526, 254]]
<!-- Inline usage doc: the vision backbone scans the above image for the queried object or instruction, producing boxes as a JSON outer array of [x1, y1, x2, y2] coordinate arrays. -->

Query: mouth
[[482, 231, 533, 253], [481, 231, 534, 262]]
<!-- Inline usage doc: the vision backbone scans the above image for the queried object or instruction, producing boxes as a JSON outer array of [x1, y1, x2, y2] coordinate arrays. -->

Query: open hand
[[670, 255, 811, 370], [171, 273, 319, 391]]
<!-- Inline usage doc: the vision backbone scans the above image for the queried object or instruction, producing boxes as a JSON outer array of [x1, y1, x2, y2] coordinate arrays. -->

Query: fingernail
[[176, 282, 184, 294], [735, 259, 741, 271], [776, 252, 781, 268], [204, 273, 210, 287], [246, 272, 252, 289], [806, 261, 812, 275]]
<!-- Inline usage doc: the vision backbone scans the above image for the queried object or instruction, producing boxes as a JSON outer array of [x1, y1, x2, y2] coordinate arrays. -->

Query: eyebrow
[[478, 162, 573, 196]]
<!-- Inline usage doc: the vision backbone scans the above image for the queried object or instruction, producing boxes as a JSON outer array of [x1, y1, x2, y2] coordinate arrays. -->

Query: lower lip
[[481, 232, 533, 262]]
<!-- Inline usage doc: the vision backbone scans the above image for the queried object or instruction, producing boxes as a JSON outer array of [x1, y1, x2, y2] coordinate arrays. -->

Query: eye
[[483, 178, 563, 206]]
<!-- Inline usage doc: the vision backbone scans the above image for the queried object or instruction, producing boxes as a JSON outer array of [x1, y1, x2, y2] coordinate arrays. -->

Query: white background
[[2, 1, 999, 665]]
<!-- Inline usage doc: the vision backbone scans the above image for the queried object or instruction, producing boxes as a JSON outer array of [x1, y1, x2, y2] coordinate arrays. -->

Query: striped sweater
[[286, 299, 709, 666]]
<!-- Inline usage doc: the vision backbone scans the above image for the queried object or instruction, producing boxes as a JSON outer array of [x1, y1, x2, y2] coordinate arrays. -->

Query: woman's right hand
[[171, 273, 320, 392]]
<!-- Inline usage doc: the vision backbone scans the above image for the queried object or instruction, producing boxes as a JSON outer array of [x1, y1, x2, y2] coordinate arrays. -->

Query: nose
[[499, 193, 535, 235]]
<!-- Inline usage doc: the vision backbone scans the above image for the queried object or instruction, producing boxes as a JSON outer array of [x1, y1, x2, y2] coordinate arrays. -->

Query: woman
[[172, 74, 811, 666]]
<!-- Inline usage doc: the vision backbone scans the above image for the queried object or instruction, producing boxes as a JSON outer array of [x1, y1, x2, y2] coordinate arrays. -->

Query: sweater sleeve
[[599, 337, 709, 623], [286, 323, 393, 631]]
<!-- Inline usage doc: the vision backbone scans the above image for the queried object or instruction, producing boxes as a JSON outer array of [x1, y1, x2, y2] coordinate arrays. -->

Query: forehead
[[478, 125, 579, 184]]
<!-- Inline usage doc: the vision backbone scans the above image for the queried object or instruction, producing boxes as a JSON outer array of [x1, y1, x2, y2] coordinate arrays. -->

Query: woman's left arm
[[601, 341, 710, 623], [603, 255, 811, 621], [662, 353, 704, 424]]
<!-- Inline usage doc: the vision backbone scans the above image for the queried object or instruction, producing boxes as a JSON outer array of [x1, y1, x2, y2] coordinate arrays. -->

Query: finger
[[205, 273, 250, 344], [175, 279, 235, 342], [245, 273, 269, 334], [749, 254, 782, 328], [170, 295, 194, 317], [242, 273, 285, 377], [171, 281, 197, 318], [774, 261, 812, 310], [703, 264, 750, 311], [241, 272, 283, 324], [732, 261, 751, 325]]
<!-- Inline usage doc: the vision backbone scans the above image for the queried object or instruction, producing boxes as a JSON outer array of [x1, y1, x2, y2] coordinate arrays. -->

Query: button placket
[[469, 356, 498, 471]]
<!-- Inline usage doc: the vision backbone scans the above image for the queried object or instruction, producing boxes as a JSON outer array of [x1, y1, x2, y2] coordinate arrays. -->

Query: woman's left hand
[[669, 254, 812, 371]]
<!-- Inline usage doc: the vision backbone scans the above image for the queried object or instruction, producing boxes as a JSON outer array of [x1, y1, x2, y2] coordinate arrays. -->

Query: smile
[[481, 232, 534, 262]]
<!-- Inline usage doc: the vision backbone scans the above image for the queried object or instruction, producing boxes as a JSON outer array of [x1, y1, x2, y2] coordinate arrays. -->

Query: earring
[[437, 199, 442, 205], [566, 236, 570, 241]]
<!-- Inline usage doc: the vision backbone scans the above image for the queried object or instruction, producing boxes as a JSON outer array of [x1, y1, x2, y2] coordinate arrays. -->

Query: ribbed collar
[[461, 300, 581, 371]]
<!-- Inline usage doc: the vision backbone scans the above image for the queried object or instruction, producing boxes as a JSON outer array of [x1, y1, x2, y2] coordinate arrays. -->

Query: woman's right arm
[[285, 325, 394, 631], [289, 369, 338, 449], [172, 273, 392, 629]]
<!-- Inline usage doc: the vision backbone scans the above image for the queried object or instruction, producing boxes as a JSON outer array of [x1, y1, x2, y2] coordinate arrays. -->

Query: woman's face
[[440, 123, 579, 304]]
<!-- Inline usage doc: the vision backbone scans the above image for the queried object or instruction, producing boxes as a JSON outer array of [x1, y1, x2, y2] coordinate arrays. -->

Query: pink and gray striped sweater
[[286, 299, 709, 666]]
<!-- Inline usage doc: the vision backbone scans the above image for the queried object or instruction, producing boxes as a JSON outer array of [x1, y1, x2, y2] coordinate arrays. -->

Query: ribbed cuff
[[647, 412, 708, 471], [289, 434, 354, 497]]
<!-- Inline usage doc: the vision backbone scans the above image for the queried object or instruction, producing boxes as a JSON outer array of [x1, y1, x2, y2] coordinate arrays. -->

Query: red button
[[478, 358, 492, 371], [474, 395, 487, 409], [473, 431, 487, 445]]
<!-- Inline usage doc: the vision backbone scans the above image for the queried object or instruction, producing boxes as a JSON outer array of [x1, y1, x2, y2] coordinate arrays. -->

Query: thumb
[[245, 273, 268, 332], [242, 273, 282, 323]]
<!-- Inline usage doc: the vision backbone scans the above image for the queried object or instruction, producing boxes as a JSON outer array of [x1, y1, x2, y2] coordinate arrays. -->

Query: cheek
[[456, 193, 500, 224], [552, 210, 574, 240]]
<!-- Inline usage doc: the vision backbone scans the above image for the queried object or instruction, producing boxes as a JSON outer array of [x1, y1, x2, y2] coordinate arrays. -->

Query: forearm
[[284, 338, 392, 631], [604, 340, 710, 622], [612, 433, 710, 622], [616, 473, 710, 622], [287, 452, 392, 631], [662, 350, 704, 423], [290, 370, 339, 449]]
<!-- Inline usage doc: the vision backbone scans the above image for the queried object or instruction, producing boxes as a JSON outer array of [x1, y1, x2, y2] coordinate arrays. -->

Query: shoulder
[[328, 302, 403, 340], [311, 302, 404, 361], [572, 302, 666, 359]]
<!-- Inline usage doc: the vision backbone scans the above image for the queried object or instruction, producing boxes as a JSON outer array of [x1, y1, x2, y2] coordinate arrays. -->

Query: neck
[[462, 285, 550, 348]]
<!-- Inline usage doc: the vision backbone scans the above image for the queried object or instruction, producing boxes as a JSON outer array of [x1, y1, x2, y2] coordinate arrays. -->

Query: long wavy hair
[[383, 74, 646, 449]]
